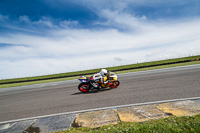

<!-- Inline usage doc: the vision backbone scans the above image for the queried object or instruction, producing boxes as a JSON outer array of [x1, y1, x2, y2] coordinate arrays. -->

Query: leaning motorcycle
[[78, 71, 120, 93]]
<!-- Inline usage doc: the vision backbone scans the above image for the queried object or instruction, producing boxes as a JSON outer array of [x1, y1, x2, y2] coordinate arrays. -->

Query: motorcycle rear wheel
[[78, 83, 89, 93]]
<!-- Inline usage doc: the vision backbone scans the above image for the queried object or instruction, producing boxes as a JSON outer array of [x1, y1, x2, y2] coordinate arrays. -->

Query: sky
[[0, 0, 200, 79]]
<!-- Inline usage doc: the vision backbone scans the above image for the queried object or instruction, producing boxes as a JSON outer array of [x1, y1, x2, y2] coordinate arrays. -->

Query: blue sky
[[0, 0, 200, 79]]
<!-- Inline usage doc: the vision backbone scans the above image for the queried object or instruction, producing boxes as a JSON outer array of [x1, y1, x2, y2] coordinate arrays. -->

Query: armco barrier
[[0, 97, 200, 133], [0, 59, 195, 85]]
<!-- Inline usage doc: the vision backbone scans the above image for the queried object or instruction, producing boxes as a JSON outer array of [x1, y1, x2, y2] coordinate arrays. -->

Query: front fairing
[[109, 72, 118, 81]]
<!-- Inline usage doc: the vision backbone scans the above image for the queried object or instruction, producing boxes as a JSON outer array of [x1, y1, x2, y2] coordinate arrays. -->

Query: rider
[[90, 69, 111, 89]]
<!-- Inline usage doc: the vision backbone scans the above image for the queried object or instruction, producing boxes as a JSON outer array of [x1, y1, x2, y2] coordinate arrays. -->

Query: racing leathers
[[90, 72, 109, 89]]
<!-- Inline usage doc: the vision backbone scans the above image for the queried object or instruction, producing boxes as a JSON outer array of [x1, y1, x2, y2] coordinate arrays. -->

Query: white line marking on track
[[1, 96, 200, 125]]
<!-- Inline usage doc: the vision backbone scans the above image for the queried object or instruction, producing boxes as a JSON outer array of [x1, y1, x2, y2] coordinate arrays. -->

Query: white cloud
[[32, 16, 56, 28], [0, 14, 80, 32], [100, 9, 143, 30], [0, 14, 9, 22], [19, 15, 31, 23], [59, 20, 79, 28], [0, 11, 200, 79]]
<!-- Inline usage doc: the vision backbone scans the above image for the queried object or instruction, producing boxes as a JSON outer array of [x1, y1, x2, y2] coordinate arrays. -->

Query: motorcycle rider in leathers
[[90, 69, 111, 89]]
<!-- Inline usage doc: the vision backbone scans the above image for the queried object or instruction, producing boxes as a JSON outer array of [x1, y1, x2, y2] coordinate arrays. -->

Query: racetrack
[[0, 65, 200, 122]]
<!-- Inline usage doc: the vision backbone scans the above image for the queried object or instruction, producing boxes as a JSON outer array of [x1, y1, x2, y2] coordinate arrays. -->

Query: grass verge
[[53, 114, 200, 133], [0, 59, 200, 89]]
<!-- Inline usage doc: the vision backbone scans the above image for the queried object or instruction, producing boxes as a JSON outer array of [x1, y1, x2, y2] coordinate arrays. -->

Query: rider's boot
[[90, 81, 99, 90]]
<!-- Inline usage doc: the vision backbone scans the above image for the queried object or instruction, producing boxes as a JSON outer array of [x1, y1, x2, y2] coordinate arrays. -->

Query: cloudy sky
[[0, 0, 200, 79]]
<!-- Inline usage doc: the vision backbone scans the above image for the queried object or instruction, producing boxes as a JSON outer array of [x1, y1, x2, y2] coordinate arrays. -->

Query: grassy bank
[[54, 114, 200, 133], [0, 55, 200, 88]]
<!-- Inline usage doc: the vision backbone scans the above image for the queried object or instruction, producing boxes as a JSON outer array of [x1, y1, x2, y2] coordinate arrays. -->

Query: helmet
[[100, 69, 108, 76]]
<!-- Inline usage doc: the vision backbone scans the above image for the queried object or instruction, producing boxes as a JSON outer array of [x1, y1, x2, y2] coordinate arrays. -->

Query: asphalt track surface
[[0, 65, 200, 122]]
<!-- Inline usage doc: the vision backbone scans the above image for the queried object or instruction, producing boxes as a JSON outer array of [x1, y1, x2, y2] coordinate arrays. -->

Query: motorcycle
[[78, 71, 120, 93]]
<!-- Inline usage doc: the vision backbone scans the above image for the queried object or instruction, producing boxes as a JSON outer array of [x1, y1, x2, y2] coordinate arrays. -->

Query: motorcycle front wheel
[[110, 80, 120, 89], [78, 83, 89, 93]]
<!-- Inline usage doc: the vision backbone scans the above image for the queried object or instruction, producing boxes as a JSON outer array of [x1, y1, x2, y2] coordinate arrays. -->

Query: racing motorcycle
[[78, 71, 120, 93]]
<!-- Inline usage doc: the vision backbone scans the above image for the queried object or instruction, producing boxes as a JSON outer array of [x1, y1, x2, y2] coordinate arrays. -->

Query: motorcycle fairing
[[78, 76, 89, 83]]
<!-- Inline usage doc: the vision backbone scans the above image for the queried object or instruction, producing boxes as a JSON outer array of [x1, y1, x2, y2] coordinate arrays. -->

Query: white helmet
[[100, 69, 108, 76]]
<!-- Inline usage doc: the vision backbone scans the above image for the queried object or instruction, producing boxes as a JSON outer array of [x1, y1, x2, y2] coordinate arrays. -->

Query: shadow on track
[[71, 88, 112, 95]]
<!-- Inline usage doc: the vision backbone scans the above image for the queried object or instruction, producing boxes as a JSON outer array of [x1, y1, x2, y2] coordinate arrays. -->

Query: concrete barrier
[[116, 105, 168, 122], [73, 109, 120, 128], [156, 100, 200, 116], [0, 98, 200, 133]]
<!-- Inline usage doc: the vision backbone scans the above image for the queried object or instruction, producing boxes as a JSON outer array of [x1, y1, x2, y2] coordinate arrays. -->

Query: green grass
[[0, 55, 200, 88], [53, 114, 200, 133]]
